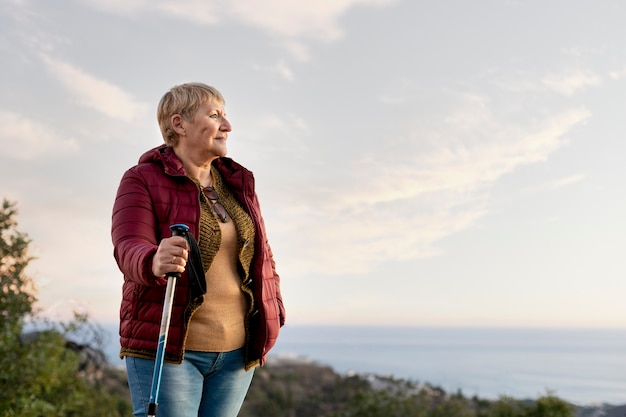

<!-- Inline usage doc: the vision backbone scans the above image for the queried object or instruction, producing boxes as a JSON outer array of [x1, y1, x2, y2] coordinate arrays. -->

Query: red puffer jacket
[[111, 145, 285, 368]]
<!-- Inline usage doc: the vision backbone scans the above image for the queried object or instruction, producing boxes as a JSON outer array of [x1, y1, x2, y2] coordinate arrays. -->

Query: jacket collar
[[138, 144, 254, 188]]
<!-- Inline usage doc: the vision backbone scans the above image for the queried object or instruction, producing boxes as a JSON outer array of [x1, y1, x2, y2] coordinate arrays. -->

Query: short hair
[[157, 82, 225, 146]]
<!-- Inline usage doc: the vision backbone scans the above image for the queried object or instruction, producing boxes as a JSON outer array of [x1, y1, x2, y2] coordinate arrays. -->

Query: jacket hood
[[139, 145, 186, 177], [138, 144, 167, 164]]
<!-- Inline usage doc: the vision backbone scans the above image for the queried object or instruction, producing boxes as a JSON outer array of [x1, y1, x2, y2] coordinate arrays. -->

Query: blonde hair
[[157, 83, 225, 146]]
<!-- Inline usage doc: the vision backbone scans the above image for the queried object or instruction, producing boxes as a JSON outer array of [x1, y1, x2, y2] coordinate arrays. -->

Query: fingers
[[162, 237, 190, 260], [151, 236, 190, 279], [168, 236, 190, 255], [170, 254, 187, 267]]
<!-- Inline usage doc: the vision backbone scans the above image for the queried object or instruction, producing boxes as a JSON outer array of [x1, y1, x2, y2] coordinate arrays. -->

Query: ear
[[171, 114, 186, 136]]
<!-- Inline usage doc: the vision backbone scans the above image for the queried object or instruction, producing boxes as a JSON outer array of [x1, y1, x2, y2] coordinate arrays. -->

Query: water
[[101, 324, 626, 405], [268, 325, 626, 406]]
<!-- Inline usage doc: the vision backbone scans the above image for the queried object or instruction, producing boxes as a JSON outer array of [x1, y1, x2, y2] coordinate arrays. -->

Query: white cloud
[[227, 0, 396, 41], [0, 110, 79, 160], [40, 54, 149, 122], [155, 0, 219, 24], [521, 173, 586, 196], [273, 102, 591, 277], [550, 173, 586, 188], [77, 0, 397, 41], [279, 40, 312, 62], [231, 112, 312, 161], [542, 70, 602, 96], [73, 0, 151, 15], [495, 69, 604, 96], [251, 59, 295, 81], [609, 67, 626, 80]]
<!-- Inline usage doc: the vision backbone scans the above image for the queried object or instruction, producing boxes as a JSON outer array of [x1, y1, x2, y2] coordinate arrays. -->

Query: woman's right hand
[[151, 236, 189, 280]]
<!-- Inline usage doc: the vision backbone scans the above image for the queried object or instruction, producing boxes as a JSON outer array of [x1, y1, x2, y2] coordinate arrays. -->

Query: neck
[[173, 147, 216, 187]]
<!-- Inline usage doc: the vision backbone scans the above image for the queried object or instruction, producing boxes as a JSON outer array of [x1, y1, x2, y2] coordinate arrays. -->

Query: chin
[[209, 147, 228, 158]]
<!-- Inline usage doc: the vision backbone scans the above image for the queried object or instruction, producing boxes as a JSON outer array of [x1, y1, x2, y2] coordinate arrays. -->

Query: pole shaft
[[146, 223, 188, 417], [147, 275, 177, 416]]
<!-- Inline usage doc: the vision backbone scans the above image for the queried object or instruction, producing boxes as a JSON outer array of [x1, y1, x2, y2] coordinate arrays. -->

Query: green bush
[[0, 199, 131, 417]]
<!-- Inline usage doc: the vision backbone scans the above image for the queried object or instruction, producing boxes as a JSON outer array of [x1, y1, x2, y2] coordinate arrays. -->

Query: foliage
[[525, 392, 574, 417], [487, 393, 573, 417], [489, 396, 528, 417], [241, 361, 370, 417], [241, 361, 577, 417], [0, 199, 131, 417], [0, 199, 36, 334]]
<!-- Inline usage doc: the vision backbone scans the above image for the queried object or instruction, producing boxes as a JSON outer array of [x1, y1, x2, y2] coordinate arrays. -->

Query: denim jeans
[[125, 349, 254, 417]]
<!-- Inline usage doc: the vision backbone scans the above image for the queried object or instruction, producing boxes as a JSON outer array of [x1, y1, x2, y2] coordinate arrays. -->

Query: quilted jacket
[[111, 145, 285, 368]]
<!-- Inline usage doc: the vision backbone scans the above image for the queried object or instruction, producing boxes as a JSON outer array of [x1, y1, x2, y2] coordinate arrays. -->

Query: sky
[[1, 0, 625, 329]]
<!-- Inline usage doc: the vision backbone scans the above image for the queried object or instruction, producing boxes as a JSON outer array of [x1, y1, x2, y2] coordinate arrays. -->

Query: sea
[[99, 324, 626, 406]]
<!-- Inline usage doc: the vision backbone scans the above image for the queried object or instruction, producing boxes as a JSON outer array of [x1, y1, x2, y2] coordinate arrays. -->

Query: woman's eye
[[209, 114, 219, 119]]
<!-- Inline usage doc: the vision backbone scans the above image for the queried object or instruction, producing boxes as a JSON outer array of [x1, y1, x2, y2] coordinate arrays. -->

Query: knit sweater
[[185, 168, 256, 352]]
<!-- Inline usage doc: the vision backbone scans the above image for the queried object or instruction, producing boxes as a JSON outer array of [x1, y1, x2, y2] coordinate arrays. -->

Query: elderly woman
[[111, 82, 286, 417]]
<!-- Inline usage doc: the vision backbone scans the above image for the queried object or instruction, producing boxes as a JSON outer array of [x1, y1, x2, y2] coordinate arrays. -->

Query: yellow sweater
[[185, 168, 256, 352]]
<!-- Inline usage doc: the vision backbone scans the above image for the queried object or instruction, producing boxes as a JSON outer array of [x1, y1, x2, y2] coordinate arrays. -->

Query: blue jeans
[[125, 349, 254, 417]]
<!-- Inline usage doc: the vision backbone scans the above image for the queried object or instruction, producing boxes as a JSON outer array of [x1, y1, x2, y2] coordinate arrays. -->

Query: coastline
[[100, 323, 626, 406]]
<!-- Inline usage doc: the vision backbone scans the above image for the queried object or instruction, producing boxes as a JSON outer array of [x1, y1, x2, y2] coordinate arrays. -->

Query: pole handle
[[165, 223, 188, 278]]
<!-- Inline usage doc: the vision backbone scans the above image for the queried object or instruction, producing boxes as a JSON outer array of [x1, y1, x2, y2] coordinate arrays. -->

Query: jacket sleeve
[[266, 239, 286, 327], [253, 191, 286, 327], [111, 167, 165, 286]]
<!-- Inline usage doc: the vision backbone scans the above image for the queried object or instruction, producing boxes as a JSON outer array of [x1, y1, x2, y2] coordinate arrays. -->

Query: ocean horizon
[[99, 324, 626, 406]]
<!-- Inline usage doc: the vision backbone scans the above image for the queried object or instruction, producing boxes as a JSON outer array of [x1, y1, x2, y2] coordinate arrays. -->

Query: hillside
[[239, 356, 626, 417]]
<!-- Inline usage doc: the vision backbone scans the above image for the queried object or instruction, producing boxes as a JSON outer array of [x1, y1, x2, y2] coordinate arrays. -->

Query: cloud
[[74, 0, 151, 15], [494, 68, 604, 97], [609, 67, 626, 80], [272, 100, 591, 276], [549, 174, 585, 188], [396, 107, 590, 203], [226, 0, 397, 41], [155, 0, 220, 24], [40, 54, 149, 122], [77, 0, 397, 41], [74, 0, 397, 64], [231, 112, 312, 162], [542, 70, 602, 96], [251, 59, 295, 81], [279, 40, 312, 62], [0, 110, 79, 160], [520, 173, 586, 196]]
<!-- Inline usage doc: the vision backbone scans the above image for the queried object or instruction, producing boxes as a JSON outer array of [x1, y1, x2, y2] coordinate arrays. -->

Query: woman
[[111, 82, 286, 417]]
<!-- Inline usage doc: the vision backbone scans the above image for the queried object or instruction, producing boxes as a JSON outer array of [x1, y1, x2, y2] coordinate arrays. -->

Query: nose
[[221, 117, 232, 132]]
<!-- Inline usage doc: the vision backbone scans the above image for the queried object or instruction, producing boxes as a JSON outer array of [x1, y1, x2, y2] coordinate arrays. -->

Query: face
[[178, 100, 232, 159]]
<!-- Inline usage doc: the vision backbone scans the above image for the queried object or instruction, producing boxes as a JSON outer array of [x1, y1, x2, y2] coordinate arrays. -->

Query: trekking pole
[[147, 223, 189, 417]]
